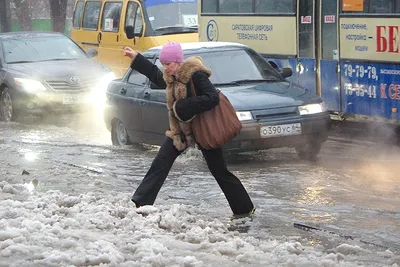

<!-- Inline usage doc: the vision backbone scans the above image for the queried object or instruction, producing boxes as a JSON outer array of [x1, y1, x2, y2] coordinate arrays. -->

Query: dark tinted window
[[82, 1, 102, 30], [322, 0, 338, 59], [3, 36, 88, 63], [101, 2, 122, 32], [298, 0, 314, 58], [255, 0, 295, 13], [202, 0, 217, 12], [73, 1, 84, 28], [219, 0, 253, 13], [370, 0, 393, 13]]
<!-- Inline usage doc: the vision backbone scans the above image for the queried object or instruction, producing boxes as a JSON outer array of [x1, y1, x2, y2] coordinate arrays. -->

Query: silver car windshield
[[2, 36, 88, 64]]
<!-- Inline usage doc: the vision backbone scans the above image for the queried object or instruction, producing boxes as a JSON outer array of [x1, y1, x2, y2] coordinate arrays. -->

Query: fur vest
[[163, 56, 212, 151]]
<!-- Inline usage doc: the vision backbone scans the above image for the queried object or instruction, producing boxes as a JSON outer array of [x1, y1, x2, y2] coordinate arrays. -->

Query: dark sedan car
[[0, 32, 116, 121], [104, 42, 331, 159]]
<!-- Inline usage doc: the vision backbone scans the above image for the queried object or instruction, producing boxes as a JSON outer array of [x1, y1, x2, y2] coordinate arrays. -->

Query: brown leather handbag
[[190, 79, 242, 149]]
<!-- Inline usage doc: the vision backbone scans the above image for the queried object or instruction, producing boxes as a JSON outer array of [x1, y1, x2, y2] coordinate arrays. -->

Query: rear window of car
[[2, 36, 88, 63], [154, 49, 282, 84]]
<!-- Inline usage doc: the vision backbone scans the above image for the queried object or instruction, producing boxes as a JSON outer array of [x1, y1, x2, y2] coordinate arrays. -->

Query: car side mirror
[[150, 82, 165, 89], [126, 25, 142, 39], [280, 67, 293, 78], [87, 48, 98, 58]]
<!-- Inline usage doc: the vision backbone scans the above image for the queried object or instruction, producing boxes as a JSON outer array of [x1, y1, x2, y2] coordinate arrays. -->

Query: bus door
[[297, 0, 317, 94], [119, 1, 146, 75], [318, 0, 341, 112], [79, 1, 102, 53], [98, 1, 124, 76]]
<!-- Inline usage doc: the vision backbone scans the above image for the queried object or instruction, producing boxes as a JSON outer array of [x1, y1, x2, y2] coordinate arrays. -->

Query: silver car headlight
[[298, 103, 327, 115], [14, 78, 47, 93], [236, 111, 253, 121]]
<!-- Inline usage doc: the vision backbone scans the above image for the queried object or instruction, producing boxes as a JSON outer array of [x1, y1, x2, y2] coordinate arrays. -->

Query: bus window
[[255, 0, 295, 14], [219, 0, 252, 13], [73, 1, 84, 28], [397, 0, 400, 13], [125, 2, 143, 35], [145, 1, 197, 29], [321, 0, 337, 60], [82, 1, 102, 30], [202, 0, 217, 13], [299, 0, 314, 58], [369, 0, 393, 13], [125, 2, 136, 27], [101, 2, 123, 32]]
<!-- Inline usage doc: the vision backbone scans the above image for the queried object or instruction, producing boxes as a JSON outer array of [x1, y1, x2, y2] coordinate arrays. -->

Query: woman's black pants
[[131, 137, 254, 215]]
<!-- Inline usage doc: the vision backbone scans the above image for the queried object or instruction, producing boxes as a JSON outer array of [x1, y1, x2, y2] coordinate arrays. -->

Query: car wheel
[[0, 88, 15, 122], [295, 140, 322, 161], [111, 119, 131, 146]]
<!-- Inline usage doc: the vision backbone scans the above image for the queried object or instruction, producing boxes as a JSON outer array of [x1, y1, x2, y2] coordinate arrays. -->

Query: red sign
[[301, 16, 312, 24], [376, 26, 400, 53], [324, 15, 335, 23]]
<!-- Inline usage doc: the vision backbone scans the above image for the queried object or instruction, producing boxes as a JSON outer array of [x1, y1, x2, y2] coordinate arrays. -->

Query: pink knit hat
[[159, 42, 184, 63]]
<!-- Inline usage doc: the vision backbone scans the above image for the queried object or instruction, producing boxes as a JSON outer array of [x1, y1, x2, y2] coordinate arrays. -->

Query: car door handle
[[144, 92, 150, 99], [120, 88, 127, 95]]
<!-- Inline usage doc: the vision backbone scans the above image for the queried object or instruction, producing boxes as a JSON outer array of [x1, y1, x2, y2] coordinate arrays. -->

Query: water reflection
[[23, 151, 39, 162], [297, 186, 333, 206]]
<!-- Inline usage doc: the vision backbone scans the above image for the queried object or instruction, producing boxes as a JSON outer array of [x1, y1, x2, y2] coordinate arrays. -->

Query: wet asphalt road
[[1, 113, 399, 260]]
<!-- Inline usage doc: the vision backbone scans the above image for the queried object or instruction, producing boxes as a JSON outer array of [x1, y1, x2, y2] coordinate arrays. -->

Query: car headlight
[[14, 78, 47, 93], [298, 103, 326, 115], [99, 71, 116, 91], [236, 111, 253, 121]]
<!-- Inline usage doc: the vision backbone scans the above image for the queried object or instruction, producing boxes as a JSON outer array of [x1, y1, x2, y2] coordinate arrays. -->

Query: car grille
[[253, 107, 299, 120], [255, 112, 298, 120], [45, 78, 99, 91]]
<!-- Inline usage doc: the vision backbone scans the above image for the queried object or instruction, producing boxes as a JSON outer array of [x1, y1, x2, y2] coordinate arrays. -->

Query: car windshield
[[145, 0, 198, 32], [193, 49, 283, 84], [2, 36, 88, 64], [153, 48, 283, 85]]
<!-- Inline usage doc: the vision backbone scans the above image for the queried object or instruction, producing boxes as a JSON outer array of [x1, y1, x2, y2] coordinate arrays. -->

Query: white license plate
[[260, 123, 302, 138], [62, 94, 86, 105]]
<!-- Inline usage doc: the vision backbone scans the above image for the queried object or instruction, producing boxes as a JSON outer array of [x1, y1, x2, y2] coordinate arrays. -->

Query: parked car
[[0, 31, 116, 122], [104, 42, 331, 159]]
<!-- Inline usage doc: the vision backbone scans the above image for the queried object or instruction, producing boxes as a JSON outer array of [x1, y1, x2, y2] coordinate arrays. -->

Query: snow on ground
[[0, 180, 398, 267]]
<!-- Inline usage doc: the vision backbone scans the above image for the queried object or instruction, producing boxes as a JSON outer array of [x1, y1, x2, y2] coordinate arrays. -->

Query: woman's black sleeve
[[173, 71, 219, 122]]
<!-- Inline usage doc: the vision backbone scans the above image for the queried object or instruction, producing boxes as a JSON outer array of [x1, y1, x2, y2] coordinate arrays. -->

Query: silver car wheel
[[1, 89, 13, 122]]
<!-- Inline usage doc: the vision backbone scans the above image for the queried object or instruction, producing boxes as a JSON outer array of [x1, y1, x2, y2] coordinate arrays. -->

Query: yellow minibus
[[71, 0, 198, 77]]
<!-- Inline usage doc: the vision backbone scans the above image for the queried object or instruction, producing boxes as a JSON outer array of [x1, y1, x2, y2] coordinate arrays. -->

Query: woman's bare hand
[[123, 47, 138, 60]]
